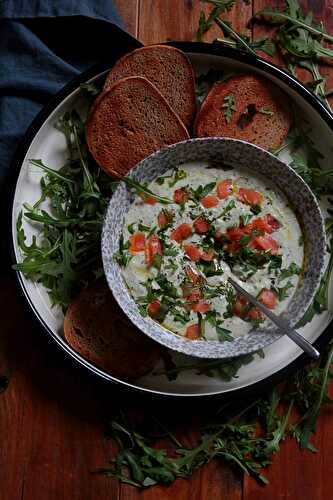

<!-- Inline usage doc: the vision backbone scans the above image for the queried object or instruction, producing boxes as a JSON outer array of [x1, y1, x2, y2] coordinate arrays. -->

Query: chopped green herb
[[79, 81, 102, 99], [151, 254, 162, 270], [138, 223, 150, 232], [250, 204, 262, 215], [168, 169, 187, 188], [200, 260, 224, 277], [114, 237, 131, 267], [239, 213, 253, 226], [192, 182, 217, 202], [269, 255, 283, 270], [278, 280, 294, 301], [222, 94, 236, 123], [155, 274, 178, 299], [279, 263, 301, 281], [171, 307, 191, 325], [127, 223, 136, 234], [198, 312, 205, 338], [214, 200, 236, 220], [259, 107, 274, 116], [238, 235, 252, 246]]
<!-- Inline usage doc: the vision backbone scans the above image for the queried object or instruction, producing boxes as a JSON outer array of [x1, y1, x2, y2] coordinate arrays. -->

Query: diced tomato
[[191, 300, 211, 313], [184, 244, 201, 261], [217, 179, 233, 199], [237, 188, 263, 206], [139, 192, 157, 205], [147, 300, 161, 317], [145, 234, 163, 264], [242, 214, 280, 235], [184, 265, 204, 283], [247, 307, 262, 321], [187, 289, 203, 302], [129, 233, 146, 254], [194, 216, 210, 234], [201, 195, 219, 208], [157, 209, 174, 228], [173, 187, 189, 204], [225, 241, 240, 254], [227, 227, 245, 242], [233, 295, 249, 318], [263, 214, 280, 232], [242, 222, 255, 234], [200, 249, 214, 261], [182, 287, 202, 302], [249, 235, 279, 255], [258, 288, 278, 309], [170, 223, 192, 243], [186, 324, 201, 340]]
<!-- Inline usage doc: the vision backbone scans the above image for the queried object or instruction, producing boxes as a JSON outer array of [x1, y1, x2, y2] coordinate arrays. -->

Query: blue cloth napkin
[[0, 0, 138, 190]]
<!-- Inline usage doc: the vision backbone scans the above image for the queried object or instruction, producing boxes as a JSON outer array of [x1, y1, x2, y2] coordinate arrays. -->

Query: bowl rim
[[102, 136, 326, 359], [8, 41, 333, 397]]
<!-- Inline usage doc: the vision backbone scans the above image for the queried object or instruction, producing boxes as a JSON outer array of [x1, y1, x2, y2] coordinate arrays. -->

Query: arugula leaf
[[196, 0, 236, 41], [216, 326, 234, 342], [122, 176, 173, 204], [80, 81, 102, 99], [14, 111, 113, 309], [255, 6, 333, 44]]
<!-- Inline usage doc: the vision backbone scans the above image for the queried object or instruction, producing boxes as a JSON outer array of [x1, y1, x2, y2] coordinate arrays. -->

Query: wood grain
[[2, 1, 333, 500], [114, 0, 139, 37], [138, 0, 251, 45], [0, 272, 121, 500], [243, 386, 333, 500]]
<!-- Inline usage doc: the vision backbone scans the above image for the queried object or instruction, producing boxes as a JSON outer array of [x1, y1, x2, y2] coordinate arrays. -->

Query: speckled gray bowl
[[101, 138, 325, 359]]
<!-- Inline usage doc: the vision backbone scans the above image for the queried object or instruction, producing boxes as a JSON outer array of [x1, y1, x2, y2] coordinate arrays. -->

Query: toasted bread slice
[[86, 76, 189, 177], [64, 279, 161, 380], [195, 74, 292, 150], [103, 45, 196, 130]]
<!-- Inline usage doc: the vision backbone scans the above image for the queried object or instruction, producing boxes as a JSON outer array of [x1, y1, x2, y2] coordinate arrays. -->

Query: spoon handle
[[228, 277, 320, 360]]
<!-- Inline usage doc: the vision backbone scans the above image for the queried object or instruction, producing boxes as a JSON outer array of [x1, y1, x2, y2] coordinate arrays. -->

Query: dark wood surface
[[1, 1, 333, 499]]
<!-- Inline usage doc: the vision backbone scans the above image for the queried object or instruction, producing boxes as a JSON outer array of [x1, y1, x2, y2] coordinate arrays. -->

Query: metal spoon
[[228, 277, 320, 360]]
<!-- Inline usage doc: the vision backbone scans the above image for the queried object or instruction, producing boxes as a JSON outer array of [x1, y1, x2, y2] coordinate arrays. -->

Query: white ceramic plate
[[10, 42, 333, 397]]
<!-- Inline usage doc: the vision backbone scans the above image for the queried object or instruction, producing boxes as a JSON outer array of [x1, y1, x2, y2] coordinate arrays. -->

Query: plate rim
[[7, 40, 333, 399]]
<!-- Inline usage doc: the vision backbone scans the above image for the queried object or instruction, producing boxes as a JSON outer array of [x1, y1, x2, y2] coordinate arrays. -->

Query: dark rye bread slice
[[86, 76, 189, 177], [103, 45, 196, 130], [64, 279, 161, 380], [195, 74, 292, 151]]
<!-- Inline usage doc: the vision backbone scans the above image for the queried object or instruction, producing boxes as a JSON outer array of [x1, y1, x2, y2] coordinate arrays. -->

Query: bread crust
[[86, 76, 189, 177], [103, 44, 196, 130], [195, 74, 292, 150], [64, 279, 161, 380]]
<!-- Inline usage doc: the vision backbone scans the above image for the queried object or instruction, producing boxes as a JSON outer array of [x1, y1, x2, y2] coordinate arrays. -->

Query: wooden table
[[1, 1, 333, 499]]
